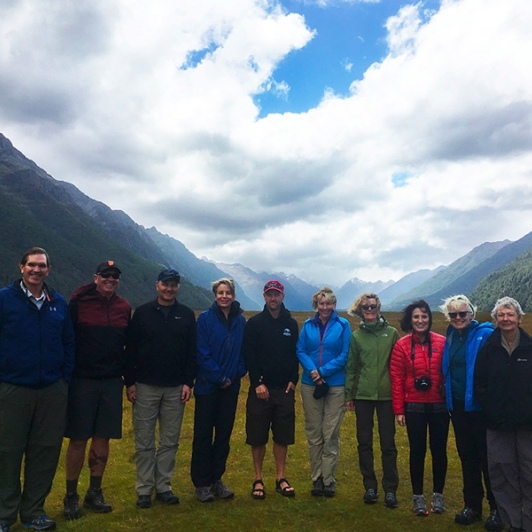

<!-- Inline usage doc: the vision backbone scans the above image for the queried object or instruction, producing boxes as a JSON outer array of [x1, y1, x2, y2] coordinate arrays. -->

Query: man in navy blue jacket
[[0, 247, 75, 532]]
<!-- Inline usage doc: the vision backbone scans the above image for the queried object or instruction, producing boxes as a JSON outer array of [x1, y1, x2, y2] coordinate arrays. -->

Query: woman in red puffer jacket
[[390, 300, 447, 518]]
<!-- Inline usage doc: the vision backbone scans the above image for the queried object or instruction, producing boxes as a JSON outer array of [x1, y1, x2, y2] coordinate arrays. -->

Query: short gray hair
[[491, 296, 524, 320]]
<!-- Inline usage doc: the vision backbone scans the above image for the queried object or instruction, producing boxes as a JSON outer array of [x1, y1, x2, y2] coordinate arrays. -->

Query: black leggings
[[405, 404, 450, 495]]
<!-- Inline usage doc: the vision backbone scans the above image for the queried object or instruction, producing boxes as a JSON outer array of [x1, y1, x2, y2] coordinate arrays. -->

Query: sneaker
[[363, 488, 378, 504], [455, 507, 482, 525], [155, 490, 179, 504], [323, 481, 336, 498], [485, 508, 503, 531], [195, 486, 215, 503], [210, 480, 234, 499], [431, 492, 445, 514], [311, 477, 324, 496], [83, 488, 112, 513], [413, 494, 428, 516], [136, 495, 152, 509], [384, 492, 398, 508], [22, 515, 56, 530], [63, 492, 82, 520]]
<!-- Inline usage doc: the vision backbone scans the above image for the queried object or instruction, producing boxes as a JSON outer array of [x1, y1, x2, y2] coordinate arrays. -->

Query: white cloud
[[1, 0, 531, 287]]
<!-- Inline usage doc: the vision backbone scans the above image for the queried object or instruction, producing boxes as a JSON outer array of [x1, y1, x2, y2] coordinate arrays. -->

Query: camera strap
[[411, 334, 432, 380]]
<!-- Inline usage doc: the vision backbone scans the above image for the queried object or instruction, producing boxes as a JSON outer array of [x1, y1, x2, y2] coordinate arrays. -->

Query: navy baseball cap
[[158, 268, 180, 283]]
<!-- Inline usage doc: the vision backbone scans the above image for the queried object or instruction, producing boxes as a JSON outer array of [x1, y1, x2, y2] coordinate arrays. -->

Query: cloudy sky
[[1, 0, 531, 286]]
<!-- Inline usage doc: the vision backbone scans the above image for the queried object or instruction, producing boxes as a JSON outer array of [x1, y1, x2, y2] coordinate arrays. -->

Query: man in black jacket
[[125, 269, 197, 509], [243, 280, 299, 500]]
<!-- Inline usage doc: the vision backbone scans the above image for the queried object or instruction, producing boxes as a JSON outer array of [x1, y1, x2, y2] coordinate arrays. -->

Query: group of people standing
[[0, 247, 531, 532]]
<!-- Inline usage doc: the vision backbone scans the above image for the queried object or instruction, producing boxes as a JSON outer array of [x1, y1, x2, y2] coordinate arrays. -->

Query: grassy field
[[36, 311, 530, 532]]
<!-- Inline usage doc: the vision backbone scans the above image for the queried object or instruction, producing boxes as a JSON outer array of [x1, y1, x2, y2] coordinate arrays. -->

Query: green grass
[[40, 311, 525, 532]]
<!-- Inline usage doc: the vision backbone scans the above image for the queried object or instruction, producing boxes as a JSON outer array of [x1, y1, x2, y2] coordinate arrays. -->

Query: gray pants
[[355, 399, 399, 493], [0, 380, 67, 526], [301, 384, 346, 485], [133, 383, 185, 496], [487, 428, 532, 530]]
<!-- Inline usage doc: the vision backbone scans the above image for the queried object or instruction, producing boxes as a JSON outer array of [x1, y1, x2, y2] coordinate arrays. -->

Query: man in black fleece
[[243, 280, 299, 500], [124, 269, 197, 510]]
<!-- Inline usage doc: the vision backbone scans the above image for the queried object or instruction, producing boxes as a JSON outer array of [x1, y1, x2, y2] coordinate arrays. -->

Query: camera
[[414, 375, 432, 392]]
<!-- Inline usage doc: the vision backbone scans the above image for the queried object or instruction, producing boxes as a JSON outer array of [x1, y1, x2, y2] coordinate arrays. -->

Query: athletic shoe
[[363, 488, 378, 504], [384, 492, 398, 508], [210, 480, 234, 499], [431, 492, 445, 514], [22, 515, 56, 530], [155, 491, 180, 504], [195, 486, 215, 502], [413, 494, 428, 516]]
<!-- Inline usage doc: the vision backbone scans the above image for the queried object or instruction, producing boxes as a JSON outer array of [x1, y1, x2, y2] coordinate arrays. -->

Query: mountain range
[[1, 132, 531, 311]]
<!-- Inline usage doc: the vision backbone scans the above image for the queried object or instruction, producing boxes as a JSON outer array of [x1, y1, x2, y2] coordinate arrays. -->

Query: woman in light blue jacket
[[297, 287, 351, 497]]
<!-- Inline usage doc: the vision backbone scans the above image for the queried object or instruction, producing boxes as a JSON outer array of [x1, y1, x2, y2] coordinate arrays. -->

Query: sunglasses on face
[[98, 272, 120, 279], [361, 304, 378, 311], [448, 311, 469, 319]]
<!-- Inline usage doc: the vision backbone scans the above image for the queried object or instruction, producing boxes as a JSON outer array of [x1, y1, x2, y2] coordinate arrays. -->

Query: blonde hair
[[311, 287, 336, 310], [347, 292, 381, 318], [211, 278, 235, 295], [440, 294, 476, 320]]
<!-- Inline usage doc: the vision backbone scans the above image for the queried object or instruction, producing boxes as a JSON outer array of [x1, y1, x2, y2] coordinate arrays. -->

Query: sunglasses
[[361, 304, 378, 311], [98, 272, 120, 280], [448, 311, 469, 319]]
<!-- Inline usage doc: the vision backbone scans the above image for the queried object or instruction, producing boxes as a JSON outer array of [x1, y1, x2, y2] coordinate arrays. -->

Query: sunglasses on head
[[361, 304, 378, 311], [448, 311, 469, 319], [98, 272, 120, 279]]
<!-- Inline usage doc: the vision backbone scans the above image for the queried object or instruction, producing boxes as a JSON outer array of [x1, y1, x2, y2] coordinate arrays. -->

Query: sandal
[[275, 477, 295, 498], [251, 479, 265, 500]]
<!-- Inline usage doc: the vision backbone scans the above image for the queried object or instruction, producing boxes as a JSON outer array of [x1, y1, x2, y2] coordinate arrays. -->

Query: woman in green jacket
[[346, 292, 399, 509]]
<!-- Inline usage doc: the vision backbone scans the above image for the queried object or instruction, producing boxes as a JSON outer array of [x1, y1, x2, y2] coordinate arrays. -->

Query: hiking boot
[[455, 507, 482, 525], [21, 515, 56, 530], [155, 490, 179, 504], [323, 481, 336, 498], [485, 508, 503, 531], [384, 492, 398, 508], [84, 488, 112, 513], [311, 476, 324, 496], [363, 488, 378, 504], [413, 494, 428, 516], [195, 486, 215, 502], [431, 492, 445, 514], [136, 495, 152, 509], [63, 492, 82, 520], [210, 480, 234, 499]]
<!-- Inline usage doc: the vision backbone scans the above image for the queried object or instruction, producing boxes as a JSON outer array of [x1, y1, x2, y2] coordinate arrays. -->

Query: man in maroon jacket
[[63, 261, 131, 521]]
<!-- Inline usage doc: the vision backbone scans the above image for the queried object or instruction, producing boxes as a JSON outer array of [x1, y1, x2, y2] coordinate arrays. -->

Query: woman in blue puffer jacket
[[297, 287, 351, 498]]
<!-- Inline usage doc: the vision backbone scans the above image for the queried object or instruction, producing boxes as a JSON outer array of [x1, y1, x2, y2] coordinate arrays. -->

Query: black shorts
[[245, 387, 295, 446], [65, 377, 123, 440]]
